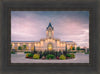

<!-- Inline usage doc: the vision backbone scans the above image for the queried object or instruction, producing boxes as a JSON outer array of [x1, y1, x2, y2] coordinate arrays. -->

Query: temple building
[[11, 22, 77, 52]]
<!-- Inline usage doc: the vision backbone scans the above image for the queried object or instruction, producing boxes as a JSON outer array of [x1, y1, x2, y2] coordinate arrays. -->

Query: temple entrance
[[47, 43, 53, 51]]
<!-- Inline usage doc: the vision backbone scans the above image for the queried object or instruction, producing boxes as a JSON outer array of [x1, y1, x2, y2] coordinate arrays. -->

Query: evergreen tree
[[77, 47, 80, 52], [65, 45, 67, 51], [18, 46, 22, 50], [72, 47, 75, 50]]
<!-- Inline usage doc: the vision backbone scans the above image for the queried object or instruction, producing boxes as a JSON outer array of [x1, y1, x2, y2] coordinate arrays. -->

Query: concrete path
[[11, 53, 89, 63]]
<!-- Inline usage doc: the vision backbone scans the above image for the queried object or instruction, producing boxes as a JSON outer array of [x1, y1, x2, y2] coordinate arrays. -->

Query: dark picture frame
[[0, 0, 99, 74]]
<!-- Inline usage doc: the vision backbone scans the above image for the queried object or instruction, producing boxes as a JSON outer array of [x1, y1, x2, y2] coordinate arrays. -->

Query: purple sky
[[11, 11, 89, 48]]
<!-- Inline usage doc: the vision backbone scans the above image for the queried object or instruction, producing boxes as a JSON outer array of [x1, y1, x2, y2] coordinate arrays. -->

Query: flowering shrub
[[46, 54, 55, 59], [56, 56, 59, 59], [26, 53, 33, 58], [42, 56, 46, 60], [33, 54, 40, 59], [59, 55, 66, 60], [26, 53, 29, 57]]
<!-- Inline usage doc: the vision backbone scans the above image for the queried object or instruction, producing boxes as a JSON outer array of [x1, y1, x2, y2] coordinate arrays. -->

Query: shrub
[[56, 51, 62, 57], [38, 51, 42, 58], [56, 56, 59, 59], [24, 51, 31, 53], [33, 54, 40, 59], [70, 53, 75, 58], [11, 51, 16, 54], [56, 52, 61, 57], [42, 51, 49, 57], [26, 53, 33, 57], [73, 51, 77, 53], [85, 51, 89, 54], [46, 54, 55, 59], [26, 53, 29, 57], [63, 51, 67, 55], [28, 53, 33, 57], [42, 50, 57, 57], [42, 52, 46, 57], [66, 54, 72, 57], [42, 56, 46, 60], [66, 53, 75, 58], [49, 50, 56, 55], [59, 55, 66, 60], [81, 50, 85, 53]]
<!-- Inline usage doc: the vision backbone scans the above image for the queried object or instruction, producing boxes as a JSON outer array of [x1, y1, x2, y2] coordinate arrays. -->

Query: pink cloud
[[11, 11, 89, 48]]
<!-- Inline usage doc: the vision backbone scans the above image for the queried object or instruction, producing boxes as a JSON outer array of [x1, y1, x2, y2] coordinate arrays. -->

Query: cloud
[[11, 11, 89, 48]]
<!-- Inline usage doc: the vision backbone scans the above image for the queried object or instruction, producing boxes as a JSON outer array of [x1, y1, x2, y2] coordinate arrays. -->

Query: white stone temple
[[11, 21, 77, 52]]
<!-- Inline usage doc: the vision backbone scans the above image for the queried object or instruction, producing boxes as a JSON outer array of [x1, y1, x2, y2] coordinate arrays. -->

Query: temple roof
[[65, 41, 73, 42], [47, 22, 54, 30], [11, 41, 35, 42]]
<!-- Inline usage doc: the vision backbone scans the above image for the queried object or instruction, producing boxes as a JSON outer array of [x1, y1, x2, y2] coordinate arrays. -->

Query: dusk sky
[[11, 11, 89, 48]]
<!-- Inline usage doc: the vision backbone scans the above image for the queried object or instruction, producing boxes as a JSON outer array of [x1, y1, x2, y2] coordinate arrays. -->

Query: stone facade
[[11, 22, 77, 52]]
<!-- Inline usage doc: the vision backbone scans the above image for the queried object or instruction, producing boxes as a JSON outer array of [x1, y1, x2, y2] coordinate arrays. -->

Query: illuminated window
[[47, 43, 53, 51], [29, 43, 31, 46], [18, 43, 20, 46], [12, 43, 14, 46]]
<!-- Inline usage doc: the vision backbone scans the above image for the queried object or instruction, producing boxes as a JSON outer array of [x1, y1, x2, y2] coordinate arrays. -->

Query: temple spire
[[46, 20, 54, 38], [47, 20, 54, 30]]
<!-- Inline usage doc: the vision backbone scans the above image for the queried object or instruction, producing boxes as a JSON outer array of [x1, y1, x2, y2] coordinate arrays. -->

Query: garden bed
[[25, 51, 75, 60]]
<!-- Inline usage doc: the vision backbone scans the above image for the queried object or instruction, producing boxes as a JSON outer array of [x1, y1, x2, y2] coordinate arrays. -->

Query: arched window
[[47, 43, 53, 51]]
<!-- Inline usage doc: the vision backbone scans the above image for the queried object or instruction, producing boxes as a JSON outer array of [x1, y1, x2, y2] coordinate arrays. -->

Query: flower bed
[[25, 51, 75, 60]]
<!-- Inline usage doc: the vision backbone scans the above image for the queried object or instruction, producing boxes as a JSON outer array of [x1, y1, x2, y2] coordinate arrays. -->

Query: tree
[[77, 47, 80, 52], [65, 45, 67, 51], [18, 46, 22, 50], [72, 47, 75, 50], [63, 45, 67, 55], [34, 46, 36, 52], [23, 45, 26, 50]]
